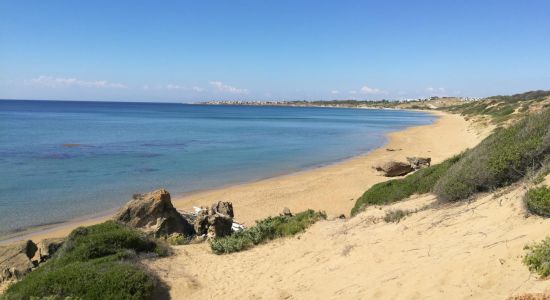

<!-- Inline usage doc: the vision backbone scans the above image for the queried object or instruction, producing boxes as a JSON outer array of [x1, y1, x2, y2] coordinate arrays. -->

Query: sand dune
[[147, 179, 550, 299]]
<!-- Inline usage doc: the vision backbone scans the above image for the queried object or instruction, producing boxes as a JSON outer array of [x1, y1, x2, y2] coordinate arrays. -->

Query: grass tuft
[[524, 237, 550, 278], [383, 209, 411, 223], [209, 210, 326, 254]]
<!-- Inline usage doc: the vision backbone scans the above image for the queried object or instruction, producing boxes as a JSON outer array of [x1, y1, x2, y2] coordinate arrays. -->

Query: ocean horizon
[[0, 100, 435, 236]]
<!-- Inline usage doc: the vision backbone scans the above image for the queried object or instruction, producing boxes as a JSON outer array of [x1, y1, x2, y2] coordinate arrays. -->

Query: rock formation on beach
[[374, 160, 414, 177], [112, 188, 195, 238], [406, 156, 431, 169], [194, 201, 235, 239]]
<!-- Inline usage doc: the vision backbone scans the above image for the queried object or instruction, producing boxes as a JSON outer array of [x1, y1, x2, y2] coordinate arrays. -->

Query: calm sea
[[0, 100, 435, 235]]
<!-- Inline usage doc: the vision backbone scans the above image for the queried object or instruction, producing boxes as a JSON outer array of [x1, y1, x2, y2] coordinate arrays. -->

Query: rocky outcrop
[[34, 238, 64, 263], [0, 240, 38, 283], [207, 214, 233, 239], [113, 189, 195, 238], [406, 157, 431, 169], [375, 161, 414, 177], [193, 201, 234, 239]]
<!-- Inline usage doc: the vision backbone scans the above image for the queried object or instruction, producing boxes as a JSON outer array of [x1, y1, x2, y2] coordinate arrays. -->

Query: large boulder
[[113, 189, 195, 238], [406, 157, 432, 169], [375, 161, 414, 177], [0, 240, 37, 283]]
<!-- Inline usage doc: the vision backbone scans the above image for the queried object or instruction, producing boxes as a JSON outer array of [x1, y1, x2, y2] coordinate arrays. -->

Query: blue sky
[[1, 0, 549, 102]]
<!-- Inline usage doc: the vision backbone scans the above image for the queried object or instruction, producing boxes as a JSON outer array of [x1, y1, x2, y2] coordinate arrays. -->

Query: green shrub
[[383, 209, 410, 223], [210, 210, 326, 254], [524, 237, 550, 278], [433, 109, 550, 201], [3, 221, 164, 300], [350, 155, 462, 216], [524, 186, 550, 217]]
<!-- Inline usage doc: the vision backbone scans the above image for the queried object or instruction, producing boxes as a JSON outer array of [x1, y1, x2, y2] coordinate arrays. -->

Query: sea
[[0, 100, 436, 236]]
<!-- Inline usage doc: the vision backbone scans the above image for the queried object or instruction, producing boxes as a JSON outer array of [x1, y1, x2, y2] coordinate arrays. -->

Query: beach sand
[[148, 178, 550, 299], [0, 111, 483, 244], [172, 110, 485, 225]]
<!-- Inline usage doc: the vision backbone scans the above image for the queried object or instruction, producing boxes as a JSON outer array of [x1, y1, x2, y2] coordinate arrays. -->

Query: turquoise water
[[0, 100, 435, 235]]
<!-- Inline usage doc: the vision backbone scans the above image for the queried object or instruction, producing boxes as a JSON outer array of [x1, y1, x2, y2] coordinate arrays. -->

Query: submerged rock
[[0, 240, 38, 283], [113, 189, 195, 238], [375, 161, 414, 177]]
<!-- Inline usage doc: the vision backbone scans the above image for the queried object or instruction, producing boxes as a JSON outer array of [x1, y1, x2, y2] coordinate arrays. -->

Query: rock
[[193, 207, 210, 236], [193, 202, 235, 239], [211, 201, 234, 218], [113, 189, 195, 238], [375, 161, 414, 177], [406, 157, 432, 169], [338, 214, 346, 219], [281, 207, 293, 217], [0, 240, 38, 283], [34, 238, 64, 263], [207, 214, 233, 239]]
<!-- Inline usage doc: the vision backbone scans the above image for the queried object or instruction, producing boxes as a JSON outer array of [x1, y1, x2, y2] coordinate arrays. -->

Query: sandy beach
[[0, 110, 484, 244]]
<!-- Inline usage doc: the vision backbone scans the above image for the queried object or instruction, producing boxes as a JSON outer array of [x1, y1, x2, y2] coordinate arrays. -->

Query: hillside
[[146, 174, 550, 299]]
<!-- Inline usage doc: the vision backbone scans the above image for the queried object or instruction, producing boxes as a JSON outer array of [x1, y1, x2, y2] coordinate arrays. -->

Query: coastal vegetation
[[445, 90, 550, 124], [523, 237, 550, 278], [383, 209, 411, 223], [352, 107, 550, 214], [433, 109, 550, 201], [3, 221, 166, 300], [524, 186, 550, 217], [210, 210, 326, 254], [351, 154, 462, 215]]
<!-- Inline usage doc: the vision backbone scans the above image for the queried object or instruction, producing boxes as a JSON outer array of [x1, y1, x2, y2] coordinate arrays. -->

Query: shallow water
[[0, 100, 435, 234]]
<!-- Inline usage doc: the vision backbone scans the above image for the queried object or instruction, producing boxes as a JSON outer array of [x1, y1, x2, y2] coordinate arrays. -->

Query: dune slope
[[147, 180, 550, 299]]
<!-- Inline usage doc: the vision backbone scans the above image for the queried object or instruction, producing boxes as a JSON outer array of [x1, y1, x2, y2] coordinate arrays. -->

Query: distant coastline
[[199, 96, 479, 110]]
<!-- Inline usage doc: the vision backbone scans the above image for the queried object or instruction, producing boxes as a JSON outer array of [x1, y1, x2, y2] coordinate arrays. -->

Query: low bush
[[350, 154, 462, 216], [433, 109, 550, 201], [523, 237, 550, 278], [524, 186, 550, 217], [210, 210, 326, 254], [3, 221, 165, 300], [383, 209, 410, 223]]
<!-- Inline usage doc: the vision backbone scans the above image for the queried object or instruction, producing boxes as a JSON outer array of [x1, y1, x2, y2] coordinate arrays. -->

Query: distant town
[[200, 96, 481, 110]]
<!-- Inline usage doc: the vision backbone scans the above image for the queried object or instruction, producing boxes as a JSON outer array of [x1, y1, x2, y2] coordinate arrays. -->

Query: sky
[[1, 0, 549, 102]]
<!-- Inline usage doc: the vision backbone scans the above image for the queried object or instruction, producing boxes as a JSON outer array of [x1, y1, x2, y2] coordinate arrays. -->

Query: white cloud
[[426, 87, 446, 93], [348, 90, 357, 95], [209, 81, 248, 94], [165, 84, 204, 92], [331, 90, 340, 94], [426, 87, 447, 96], [28, 76, 127, 89], [360, 85, 385, 95]]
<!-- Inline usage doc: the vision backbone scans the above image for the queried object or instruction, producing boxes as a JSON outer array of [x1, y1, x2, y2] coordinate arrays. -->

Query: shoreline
[[0, 110, 483, 244]]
